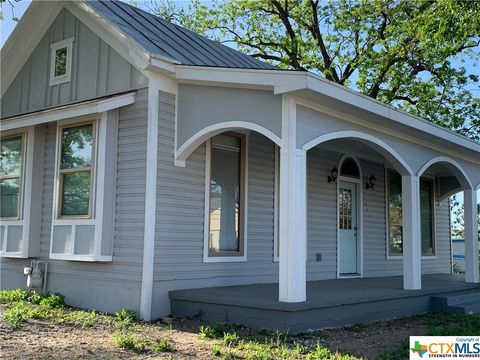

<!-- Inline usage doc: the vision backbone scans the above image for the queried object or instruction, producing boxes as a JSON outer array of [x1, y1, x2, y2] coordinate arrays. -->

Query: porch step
[[430, 290, 480, 314]]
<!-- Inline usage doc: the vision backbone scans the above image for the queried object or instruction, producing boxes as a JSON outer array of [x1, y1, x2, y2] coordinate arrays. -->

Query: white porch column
[[464, 189, 479, 283], [402, 175, 422, 290], [278, 96, 307, 302]]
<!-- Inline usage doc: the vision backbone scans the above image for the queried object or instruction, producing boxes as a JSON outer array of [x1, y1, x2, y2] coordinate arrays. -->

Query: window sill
[[203, 255, 247, 263], [0, 251, 28, 258], [49, 253, 112, 262]]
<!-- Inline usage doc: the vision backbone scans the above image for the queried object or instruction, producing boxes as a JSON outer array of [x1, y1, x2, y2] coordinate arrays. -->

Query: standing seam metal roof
[[86, 0, 277, 70]]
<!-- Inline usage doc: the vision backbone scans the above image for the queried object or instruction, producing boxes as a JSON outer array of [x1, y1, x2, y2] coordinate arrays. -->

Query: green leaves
[[144, 0, 480, 140]]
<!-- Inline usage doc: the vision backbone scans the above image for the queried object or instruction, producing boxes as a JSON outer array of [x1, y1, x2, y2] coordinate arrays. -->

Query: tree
[[145, 0, 480, 140], [450, 194, 480, 239]]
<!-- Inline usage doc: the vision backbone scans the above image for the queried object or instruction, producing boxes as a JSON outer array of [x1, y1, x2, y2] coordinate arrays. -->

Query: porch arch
[[175, 121, 282, 167], [302, 130, 413, 176], [417, 156, 474, 190]]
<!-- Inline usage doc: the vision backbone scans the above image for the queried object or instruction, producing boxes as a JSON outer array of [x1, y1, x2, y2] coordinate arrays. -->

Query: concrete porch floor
[[169, 274, 479, 332]]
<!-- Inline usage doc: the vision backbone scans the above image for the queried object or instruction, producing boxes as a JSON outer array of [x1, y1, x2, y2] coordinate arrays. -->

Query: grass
[[2, 288, 480, 360]]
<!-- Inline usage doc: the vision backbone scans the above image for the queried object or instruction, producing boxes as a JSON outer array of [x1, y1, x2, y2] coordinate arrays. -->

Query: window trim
[[49, 37, 74, 86], [55, 120, 97, 220], [203, 133, 248, 262], [385, 167, 437, 260], [0, 132, 26, 221]]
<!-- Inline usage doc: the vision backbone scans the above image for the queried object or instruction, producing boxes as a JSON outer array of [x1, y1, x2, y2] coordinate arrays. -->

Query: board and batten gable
[[1, 7, 147, 119], [0, 89, 149, 313]]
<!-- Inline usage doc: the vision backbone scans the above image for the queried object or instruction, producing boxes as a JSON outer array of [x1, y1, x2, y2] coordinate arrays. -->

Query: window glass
[[0, 136, 23, 218], [61, 125, 93, 169], [387, 170, 435, 257], [340, 158, 360, 178], [59, 124, 94, 217], [208, 135, 242, 254], [54, 47, 68, 77], [61, 172, 91, 216], [420, 179, 434, 256]]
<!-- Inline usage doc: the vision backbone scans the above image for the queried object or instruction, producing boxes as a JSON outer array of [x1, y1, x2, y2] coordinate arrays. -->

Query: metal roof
[[86, 0, 276, 70]]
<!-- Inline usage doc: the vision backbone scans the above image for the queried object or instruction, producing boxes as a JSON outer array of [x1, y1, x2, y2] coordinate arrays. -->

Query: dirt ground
[[0, 306, 430, 360]]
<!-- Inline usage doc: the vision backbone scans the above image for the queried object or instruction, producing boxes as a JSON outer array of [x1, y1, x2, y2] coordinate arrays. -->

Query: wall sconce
[[366, 174, 376, 190], [328, 166, 338, 183]]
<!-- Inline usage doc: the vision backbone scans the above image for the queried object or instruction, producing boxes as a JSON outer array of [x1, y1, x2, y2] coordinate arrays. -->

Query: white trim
[[49, 37, 74, 86], [273, 145, 280, 262], [417, 156, 474, 190], [140, 83, 160, 321], [464, 188, 480, 283], [175, 121, 281, 167], [203, 135, 249, 263], [336, 155, 364, 278], [1, 92, 136, 131], [302, 130, 414, 176]]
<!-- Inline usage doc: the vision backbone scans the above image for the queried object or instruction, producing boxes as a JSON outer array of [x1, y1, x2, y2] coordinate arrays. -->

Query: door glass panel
[[339, 188, 353, 230]]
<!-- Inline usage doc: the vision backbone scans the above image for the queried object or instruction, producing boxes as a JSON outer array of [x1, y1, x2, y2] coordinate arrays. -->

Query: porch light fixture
[[328, 166, 338, 183], [366, 174, 376, 190]]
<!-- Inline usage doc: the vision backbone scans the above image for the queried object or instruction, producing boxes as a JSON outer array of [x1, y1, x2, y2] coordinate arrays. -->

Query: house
[[1, 1, 479, 331]]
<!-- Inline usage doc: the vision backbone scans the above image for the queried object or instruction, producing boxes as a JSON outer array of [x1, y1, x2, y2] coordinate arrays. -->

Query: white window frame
[[203, 134, 248, 263], [55, 120, 96, 220], [1, 126, 43, 258], [50, 112, 117, 262], [49, 37, 74, 86], [385, 167, 437, 260]]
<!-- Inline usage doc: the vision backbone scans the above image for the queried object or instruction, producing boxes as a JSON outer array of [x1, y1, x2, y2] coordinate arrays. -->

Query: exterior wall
[[0, 89, 148, 314], [151, 95, 453, 318], [152, 91, 279, 318], [1, 8, 147, 119]]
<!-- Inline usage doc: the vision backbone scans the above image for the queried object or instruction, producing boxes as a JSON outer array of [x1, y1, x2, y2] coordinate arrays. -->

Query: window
[[58, 123, 94, 218], [50, 113, 118, 262], [386, 169, 435, 257], [340, 157, 360, 178], [50, 38, 74, 86], [0, 135, 24, 219], [205, 134, 246, 260]]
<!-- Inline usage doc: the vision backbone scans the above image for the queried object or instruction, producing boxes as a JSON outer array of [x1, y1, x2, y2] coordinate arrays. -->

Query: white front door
[[339, 181, 358, 275]]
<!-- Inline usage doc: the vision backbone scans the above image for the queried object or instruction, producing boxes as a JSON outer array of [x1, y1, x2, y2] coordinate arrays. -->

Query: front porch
[[170, 274, 480, 332]]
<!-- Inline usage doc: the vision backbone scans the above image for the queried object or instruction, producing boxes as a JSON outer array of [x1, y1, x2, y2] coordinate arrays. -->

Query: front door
[[338, 181, 358, 275]]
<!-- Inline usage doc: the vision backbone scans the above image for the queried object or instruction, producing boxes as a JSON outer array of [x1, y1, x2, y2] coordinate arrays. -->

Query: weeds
[[199, 323, 226, 340], [223, 331, 239, 346], [114, 308, 136, 323], [152, 338, 173, 352]]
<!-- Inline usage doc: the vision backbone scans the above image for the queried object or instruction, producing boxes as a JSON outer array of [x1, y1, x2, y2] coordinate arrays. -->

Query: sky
[[1, 1, 479, 214]]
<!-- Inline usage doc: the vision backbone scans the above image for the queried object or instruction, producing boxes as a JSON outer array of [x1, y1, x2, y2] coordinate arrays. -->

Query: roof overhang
[[1, 92, 136, 131], [173, 65, 480, 158]]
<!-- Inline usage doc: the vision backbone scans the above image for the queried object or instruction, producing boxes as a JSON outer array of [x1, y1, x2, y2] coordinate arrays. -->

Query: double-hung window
[[386, 169, 435, 258], [58, 123, 94, 218], [1, 127, 44, 258], [0, 135, 24, 219], [204, 133, 247, 261], [50, 113, 117, 262]]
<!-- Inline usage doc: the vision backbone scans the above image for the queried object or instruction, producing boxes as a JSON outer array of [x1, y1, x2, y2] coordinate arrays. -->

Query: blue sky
[[1, 1, 478, 212]]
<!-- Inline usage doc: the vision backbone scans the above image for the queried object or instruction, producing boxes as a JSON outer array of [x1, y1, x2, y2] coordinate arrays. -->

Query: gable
[[1, 7, 147, 118]]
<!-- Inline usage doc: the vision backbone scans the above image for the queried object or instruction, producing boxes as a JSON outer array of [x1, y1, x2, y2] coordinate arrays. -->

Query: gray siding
[[0, 89, 148, 314], [1, 8, 147, 118], [152, 91, 279, 318]]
